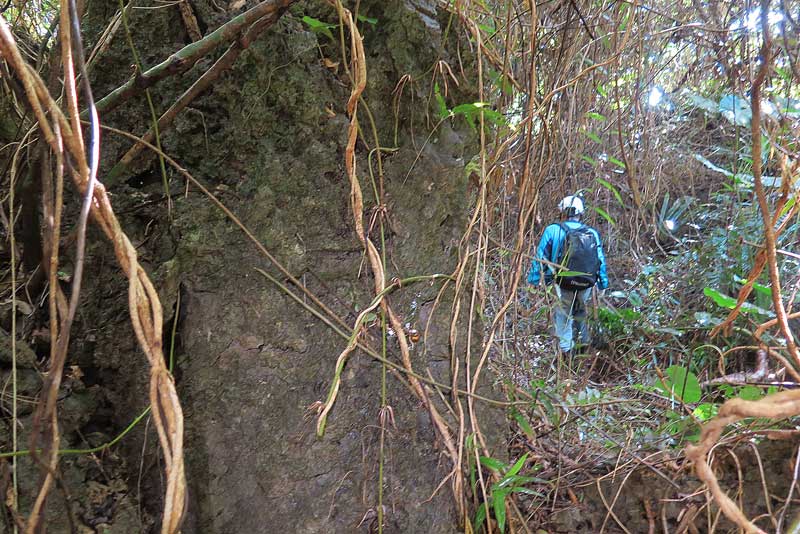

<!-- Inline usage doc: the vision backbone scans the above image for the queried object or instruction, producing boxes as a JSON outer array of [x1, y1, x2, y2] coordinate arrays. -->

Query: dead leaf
[[14, 300, 33, 315], [69, 365, 84, 380]]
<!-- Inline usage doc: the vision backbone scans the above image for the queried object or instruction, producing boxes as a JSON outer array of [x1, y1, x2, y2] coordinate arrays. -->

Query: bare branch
[[94, 0, 297, 114]]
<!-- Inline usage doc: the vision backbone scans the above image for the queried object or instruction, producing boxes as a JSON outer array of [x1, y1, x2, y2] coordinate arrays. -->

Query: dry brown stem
[[0, 13, 186, 534], [317, 0, 464, 520], [686, 388, 800, 534], [178, 0, 203, 42], [113, 3, 289, 176], [94, 0, 297, 114]]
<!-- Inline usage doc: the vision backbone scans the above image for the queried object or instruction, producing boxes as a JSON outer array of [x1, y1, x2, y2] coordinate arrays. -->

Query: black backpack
[[555, 223, 600, 290]]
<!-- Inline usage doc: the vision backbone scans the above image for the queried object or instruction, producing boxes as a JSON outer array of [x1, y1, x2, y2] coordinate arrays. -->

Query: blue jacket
[[527, 220, 609, 289]]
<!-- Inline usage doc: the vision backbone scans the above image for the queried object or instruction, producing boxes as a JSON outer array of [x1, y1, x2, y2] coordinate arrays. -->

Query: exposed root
[[0, 13, 185, 534], [685, 389, 800, 534], [316, 0, 464, 521]]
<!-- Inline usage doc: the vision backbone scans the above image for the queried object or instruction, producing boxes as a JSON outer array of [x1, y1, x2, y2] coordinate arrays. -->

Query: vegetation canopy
[[0, 0, 799, 532]]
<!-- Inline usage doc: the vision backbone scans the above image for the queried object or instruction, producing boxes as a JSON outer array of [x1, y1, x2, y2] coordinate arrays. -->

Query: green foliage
[[487, 69, 514, 95], [474, 453, 543, 533], [434, 84, 507, 131], [302, 15, 337, 40], [592, 206, 616, 225], [702, 287, 737, 309], [434, 83, 449, 118], [582, 129, 602, 143], [607, 155, 626, 169], [596, 177, 624, 206], [356, 14, 378, 25], [737, 385, 762, 401], [597, 306, 641, 338], [693, 403, 718, 421], [656, 365, 701, 404], [451, 102, 507, 130], [510, 407, 535, 439], [703, 287, 773, 318]]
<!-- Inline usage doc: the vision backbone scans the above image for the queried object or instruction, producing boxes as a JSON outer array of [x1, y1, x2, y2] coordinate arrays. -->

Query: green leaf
[[503, 453, 528, 479], [580, 155, 598, 167], [608, 155, 626, 169], [493, 490, 508, 533], [733, 275, 772, 298], [583, 130, 602, 143], [479, 456, 507, 472], [592, 206, 616, 226], [596, 177, 623, 206], [301, 15, 336, 40], [451, 103, 479, 115], [618, 2, 631, 31], [703, 287, 737, 308], [434, 83, 449, 119], [657, 365, 701, 404], [586, 111, 607, 121], [488, 70, 514, 94], [473, 503, 487, 533], [496, 474, 543, 488], [719, 384, 735, 398], [693, 403, 718, 421], [478, 22, 497, 36], [738, 385, 762, 400], [703, 287, 774, 317], [511, 408, 535, 438], [356, 14, 378, 25], [780, 196, 796, 217], [451, 102, 507, 129]]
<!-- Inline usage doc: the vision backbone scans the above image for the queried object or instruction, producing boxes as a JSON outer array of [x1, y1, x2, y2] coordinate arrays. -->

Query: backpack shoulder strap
[[554, 223, 571, 263], [584, 225, 601, 243]]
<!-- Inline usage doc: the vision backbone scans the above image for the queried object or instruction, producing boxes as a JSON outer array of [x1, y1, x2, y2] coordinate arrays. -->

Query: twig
[[109, 4, 286, 182], [776, 444, 800, 533], [686, 388, 800, 534], [0, 16, 187, 534], [26, 0, 100, 526], [177, 0, 203, 41], [596, 477, 633, 534], [93, 0, 298, 114]]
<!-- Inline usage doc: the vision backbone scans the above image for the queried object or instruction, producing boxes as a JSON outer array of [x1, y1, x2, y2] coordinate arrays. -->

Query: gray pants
[[553, 285, 591, 352]]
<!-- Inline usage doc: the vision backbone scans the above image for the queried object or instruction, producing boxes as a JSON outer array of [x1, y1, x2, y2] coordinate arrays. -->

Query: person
[[527, 195, 609, 355]]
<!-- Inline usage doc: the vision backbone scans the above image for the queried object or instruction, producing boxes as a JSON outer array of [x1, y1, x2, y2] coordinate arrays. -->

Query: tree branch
[[94, 0, 297, 114], [107, 10, 284, 183]]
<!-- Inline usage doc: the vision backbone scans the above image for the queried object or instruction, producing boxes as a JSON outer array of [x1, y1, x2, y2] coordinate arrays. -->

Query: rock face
[[37, 1, 502, 532]]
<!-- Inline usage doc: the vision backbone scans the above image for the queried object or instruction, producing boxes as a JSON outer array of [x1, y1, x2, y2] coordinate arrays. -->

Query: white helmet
[[558, 195, 584, 215]]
